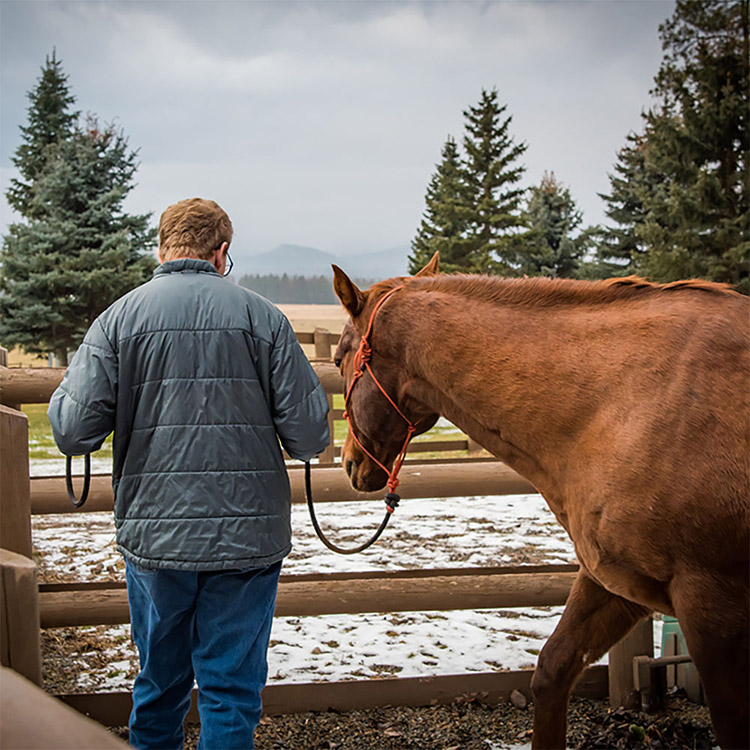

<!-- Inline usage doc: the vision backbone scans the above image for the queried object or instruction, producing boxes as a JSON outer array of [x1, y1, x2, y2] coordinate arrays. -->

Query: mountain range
[[239, 244, 411, 281]]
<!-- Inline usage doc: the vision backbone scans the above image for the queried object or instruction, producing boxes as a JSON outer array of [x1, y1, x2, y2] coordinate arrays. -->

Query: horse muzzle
[[342, 437, 389, 493]]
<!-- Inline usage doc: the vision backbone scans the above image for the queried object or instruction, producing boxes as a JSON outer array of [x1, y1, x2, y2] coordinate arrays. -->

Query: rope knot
[[385, 491, 401, 514], [355, 339, 372, 371]]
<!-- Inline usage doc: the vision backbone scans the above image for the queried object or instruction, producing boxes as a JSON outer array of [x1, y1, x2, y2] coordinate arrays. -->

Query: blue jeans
[[125, 560, 281, 750]]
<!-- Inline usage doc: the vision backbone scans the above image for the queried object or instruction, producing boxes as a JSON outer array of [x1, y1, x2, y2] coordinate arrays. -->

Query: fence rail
[[57, 665, 610, 727], [30, 458, 535, 514], [0, 360, 343, 404], [38, 565, 579, 628]]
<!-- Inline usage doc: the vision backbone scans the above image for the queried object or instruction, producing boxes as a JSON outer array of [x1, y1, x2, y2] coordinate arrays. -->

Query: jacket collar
[[153, 258, 220, 277]]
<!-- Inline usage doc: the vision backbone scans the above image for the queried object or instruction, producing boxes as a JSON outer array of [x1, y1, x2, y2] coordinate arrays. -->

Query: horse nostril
[[345, 459, 354, 477]]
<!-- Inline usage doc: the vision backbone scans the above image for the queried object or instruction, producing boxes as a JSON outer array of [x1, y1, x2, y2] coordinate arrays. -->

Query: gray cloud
[[1, 0, 673, 270]]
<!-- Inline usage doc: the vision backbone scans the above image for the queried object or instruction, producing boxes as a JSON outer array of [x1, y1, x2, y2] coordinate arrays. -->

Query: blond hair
[[158, 198, 233, 261]]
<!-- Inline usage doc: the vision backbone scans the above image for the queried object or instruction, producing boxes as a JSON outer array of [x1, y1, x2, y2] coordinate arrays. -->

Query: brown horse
[[331, 254, 749, 749]]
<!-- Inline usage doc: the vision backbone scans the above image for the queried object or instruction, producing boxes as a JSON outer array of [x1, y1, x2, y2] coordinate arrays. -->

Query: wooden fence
[[0, 335, 654, 728]]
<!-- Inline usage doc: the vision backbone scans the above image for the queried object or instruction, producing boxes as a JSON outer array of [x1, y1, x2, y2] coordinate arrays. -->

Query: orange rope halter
[[342, 285, 420, 510]]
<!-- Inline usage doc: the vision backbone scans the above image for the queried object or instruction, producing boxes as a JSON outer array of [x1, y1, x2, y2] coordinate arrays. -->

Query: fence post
[[313, 327, 332, 360], [1, 666, 128, 748], [608, 616, 653, 709], [313, 328, 337, 464], [0, 348, 21, 410], [0, 405, 32, 559], [0, 549, 42, 685], [467, 437, 483, 455]]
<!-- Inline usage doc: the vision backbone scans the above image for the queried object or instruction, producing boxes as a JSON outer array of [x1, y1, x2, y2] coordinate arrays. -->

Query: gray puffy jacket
[[48, 259, 330, 571]]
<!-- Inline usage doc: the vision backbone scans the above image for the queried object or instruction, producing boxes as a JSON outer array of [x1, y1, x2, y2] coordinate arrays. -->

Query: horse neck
[[382, 285, 622, 487]]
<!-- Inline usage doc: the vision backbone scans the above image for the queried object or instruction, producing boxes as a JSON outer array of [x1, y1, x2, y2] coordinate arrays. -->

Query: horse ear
[[414, 252, 440, 277], [332, 265, 364, 317]]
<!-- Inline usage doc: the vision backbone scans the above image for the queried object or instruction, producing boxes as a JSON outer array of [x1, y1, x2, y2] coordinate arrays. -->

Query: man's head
[[158, 198, 233, 272]]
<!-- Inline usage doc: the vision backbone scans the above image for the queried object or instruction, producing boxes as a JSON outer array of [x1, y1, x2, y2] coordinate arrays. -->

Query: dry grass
[[4, 346, 49, 367], [277, 304, 349, 335]]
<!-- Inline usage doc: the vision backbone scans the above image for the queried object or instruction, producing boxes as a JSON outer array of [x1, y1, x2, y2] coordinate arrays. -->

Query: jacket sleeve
[[47, 317, 118, 456], [269, 315, 330, 461]]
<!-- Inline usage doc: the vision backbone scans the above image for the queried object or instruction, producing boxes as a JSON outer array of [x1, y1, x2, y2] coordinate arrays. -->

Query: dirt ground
[[43, 625, 716, 749], [108, 693, 715, 749]]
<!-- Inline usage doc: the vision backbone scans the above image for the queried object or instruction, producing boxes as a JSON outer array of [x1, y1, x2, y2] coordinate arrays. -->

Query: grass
[[23, 403, 113, 460]]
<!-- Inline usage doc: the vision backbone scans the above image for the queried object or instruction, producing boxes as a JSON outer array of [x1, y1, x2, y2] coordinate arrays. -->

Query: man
[[48, 198, 330, 749]]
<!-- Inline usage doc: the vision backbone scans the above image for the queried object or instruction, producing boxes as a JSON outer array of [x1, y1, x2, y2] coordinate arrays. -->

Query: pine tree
[[598, 0, 749, 292], [408, 137, 474, 274], [518, 172, 593, 278], [462, 88, 528, 274], [6, 50, 79, 218], [1, 112, 156, 363], [597, 132, 652, 267]]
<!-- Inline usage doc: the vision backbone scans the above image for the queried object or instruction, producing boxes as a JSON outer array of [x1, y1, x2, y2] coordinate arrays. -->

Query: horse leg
[[671, 572, 749, 749], [530, 571, 650, 750]]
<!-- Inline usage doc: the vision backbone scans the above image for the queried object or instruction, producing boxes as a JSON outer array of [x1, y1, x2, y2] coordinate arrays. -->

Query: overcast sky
[[1, 0, 673, 273]]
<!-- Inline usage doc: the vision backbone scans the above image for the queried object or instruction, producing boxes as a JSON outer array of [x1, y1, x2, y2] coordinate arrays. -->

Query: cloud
[[1, 0, 673, 261], [98, 6, 369, 95]]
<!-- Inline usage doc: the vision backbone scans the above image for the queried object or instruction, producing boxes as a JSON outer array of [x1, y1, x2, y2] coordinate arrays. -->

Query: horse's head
[[332, 253, 441, 492]]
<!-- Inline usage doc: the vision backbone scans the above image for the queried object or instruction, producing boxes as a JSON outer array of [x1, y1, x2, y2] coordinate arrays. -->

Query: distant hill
[[242, 243, 410, 279], [243, 244, 337, 277]]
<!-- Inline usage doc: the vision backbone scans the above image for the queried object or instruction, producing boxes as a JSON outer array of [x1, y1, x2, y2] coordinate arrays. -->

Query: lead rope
[[66, 453, 91, 507], [304, 461, 395, 554]]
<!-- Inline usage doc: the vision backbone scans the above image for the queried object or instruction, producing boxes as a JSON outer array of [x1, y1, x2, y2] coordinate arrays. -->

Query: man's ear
[[157, 248, 164, 264], [332, 265, 364, 317], [212, 241, 229, 272], [414, 252, 440, 277]]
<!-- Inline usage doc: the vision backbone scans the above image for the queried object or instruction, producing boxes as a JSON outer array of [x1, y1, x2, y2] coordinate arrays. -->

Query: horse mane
[[403, 273, 739, 307]]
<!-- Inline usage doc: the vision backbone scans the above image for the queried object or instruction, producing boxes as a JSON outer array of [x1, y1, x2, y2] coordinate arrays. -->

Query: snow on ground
[[31, 456, 114, 478], [32, 459, 663, 694]]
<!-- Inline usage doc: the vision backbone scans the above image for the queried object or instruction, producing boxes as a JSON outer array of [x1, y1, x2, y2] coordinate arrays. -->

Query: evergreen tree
[[598, 0, 749, 292], [518, 172, 593, 278], [1, 113, 156, 364], [462, 88, 528, 274], [6, 50, 79, 218], [597, 132, 654, 268], [408, 137, 473, 274]]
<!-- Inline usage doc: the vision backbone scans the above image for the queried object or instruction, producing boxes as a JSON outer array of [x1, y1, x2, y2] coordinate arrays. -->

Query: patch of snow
[[268, 606, 562, 683], [31, 457, 113, 477]]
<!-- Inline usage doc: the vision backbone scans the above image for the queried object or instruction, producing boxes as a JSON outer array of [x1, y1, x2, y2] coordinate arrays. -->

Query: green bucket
[[661, 616, 704, 704]]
